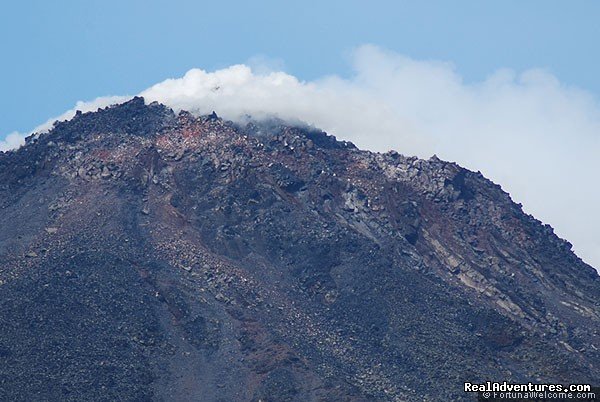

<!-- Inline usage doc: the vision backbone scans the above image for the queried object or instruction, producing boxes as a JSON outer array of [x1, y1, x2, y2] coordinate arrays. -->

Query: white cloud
[[0, 132, 26, 152], [3, 45, 599, 269]]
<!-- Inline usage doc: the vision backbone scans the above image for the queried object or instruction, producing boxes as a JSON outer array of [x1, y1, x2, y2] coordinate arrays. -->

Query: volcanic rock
[[0, 97, 598, 401]]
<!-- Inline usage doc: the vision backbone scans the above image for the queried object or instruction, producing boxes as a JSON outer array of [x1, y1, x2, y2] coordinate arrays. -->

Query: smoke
[[0, 132, 26, 152], [3, 45, 599, 269]]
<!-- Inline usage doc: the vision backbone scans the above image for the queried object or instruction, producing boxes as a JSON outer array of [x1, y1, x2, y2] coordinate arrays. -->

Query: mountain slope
[[0, 97, 598, 401]]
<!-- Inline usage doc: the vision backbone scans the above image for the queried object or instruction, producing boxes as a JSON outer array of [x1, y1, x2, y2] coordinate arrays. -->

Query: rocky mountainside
[[0, 97, 598, 401]]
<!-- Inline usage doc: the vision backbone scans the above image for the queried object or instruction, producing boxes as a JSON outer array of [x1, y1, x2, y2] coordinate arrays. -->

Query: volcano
[[0, 97, 598, 401]]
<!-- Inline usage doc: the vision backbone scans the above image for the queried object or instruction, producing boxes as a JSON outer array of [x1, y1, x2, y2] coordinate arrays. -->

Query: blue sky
[[1, 0, 599, 135]]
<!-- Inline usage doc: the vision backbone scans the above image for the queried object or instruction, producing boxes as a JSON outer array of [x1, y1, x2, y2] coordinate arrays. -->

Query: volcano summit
[[0, 97, 598, 401]]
